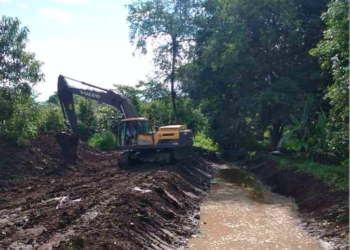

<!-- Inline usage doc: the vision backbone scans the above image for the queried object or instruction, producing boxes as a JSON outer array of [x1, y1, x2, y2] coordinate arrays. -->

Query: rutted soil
[[0, 132, 216, 249], [0, 133, 347, 250], [246, 159, 349, 250]]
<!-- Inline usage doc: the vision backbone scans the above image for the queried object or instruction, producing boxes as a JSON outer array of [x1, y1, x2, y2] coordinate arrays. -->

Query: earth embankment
[[0, 132, 217, 250]]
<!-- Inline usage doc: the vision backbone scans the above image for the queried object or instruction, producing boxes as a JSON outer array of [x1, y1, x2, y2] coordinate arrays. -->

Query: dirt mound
[[0, 133, 216, 249], [0, 132, 117, 181], [247, 159, 349, 250]]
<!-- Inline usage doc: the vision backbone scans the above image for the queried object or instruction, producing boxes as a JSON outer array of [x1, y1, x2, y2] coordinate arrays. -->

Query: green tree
[[136, 79, 170, 102], [76, 97, 97, 141], [310, 0, 349, 157], [0, 16, 44, 144], [182, 0, 291, 149], [0, 93, 40, 145], [180, 0, 330, 154], [95, 104, 122, 135], [126, 0, 201, 122], [0, 16, 44, 87], [136, 79, 172, 126], [46, 92, 60, 105], [38, 103, 65, 132], [114, 84, 142, 113]]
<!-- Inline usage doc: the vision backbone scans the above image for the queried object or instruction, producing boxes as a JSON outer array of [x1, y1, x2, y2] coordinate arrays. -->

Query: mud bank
[[0, 132, 216, 249], [245, 159, 349, 250]]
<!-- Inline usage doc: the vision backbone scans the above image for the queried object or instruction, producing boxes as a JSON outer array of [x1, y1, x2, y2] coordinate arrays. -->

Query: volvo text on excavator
[[55, 75, 193, 167]]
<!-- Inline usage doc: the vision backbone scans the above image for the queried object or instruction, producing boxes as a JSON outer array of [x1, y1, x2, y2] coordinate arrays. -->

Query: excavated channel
[[188, 167, 333, 250]]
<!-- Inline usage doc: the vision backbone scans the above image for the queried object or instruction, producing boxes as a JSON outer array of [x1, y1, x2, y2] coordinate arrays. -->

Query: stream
[[187, 167, 333, 250]]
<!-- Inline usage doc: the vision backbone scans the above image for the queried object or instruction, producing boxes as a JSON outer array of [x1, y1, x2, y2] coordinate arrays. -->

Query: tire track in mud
[[0, 143, 215, 250], [1, 169, 130, 248], [35, 172, 144, 250], [52, 164, 212, 250]]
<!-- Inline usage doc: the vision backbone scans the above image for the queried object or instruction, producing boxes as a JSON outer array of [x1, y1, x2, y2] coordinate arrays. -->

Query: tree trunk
[[171, 36, 178, 124], [271, 122, 283, 151]]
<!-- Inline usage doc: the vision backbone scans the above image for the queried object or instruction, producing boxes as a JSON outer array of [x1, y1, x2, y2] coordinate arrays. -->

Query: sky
[[2, 0, 154, 102]]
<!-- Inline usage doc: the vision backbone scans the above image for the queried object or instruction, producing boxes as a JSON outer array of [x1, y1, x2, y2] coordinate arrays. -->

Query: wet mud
[[0, 132, 216, 249]]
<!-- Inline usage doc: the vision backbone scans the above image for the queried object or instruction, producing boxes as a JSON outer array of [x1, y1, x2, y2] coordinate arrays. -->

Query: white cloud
[[28, 40, 154, 102], [17, 4, 28, 9], [54, 0, 88, 3], [0, 0, 9, 3], [38, 8, 72, 24]]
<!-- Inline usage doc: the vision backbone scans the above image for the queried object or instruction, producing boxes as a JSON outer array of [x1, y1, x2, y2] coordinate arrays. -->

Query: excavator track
[[118, 152, 131, 168], [117, 150, 173, 168]]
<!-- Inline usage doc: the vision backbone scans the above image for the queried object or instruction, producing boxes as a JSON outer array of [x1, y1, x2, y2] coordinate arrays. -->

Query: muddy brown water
[[188, 167, 333, 250]]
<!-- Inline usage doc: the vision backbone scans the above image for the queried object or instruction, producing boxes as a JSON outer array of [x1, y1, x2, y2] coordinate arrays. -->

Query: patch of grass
[[271, 155, 349, 191]]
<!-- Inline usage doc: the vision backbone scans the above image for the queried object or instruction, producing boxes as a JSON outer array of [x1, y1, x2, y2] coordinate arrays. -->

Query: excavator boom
[[56, 75, 139, 158]]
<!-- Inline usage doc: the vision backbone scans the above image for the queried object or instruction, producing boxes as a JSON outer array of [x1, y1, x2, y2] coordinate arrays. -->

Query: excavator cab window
[[139, 121, 152, 134], [120, 120, 152, 146]]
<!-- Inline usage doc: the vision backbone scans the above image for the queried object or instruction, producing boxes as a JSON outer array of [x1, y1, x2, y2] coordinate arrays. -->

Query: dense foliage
[[1, 0, 348, 176], [125, 0, 348, 163], [309, 0, 349, 157], [0, 16, 44, 145]]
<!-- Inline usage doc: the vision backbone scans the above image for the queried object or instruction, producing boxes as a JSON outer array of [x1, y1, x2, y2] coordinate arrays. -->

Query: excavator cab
[[119, 118, 154, 147]]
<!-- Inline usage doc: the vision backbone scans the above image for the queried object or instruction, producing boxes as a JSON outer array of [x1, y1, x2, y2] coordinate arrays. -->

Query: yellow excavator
[[55, 75, 193, 167]]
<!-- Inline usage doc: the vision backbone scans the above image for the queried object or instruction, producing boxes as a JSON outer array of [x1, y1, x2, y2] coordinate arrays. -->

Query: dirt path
[[0, 133, 216, 250], [188, 168, 332, 250]]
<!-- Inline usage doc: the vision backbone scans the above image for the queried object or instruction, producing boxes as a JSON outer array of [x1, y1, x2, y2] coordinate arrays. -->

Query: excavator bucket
[[55, 132, 79, 159]]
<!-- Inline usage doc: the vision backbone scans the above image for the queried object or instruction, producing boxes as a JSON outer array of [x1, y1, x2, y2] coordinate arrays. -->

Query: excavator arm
[[55, 74, 139, 158]]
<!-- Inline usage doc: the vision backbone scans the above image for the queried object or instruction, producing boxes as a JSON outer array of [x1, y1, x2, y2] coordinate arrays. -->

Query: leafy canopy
[[126, 0, 202, 120], [0, 16, 44, 145], [309, 0, 349, 156], [0, 16, 44, 87]]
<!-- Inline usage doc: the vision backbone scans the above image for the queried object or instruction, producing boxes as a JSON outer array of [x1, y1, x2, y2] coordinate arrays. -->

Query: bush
[[88, 131, 118, 151], [0, 93, 40, 145], [38, 104, 65, 132], [283, 138, 302, 152], [194, 131, 218, 151]]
